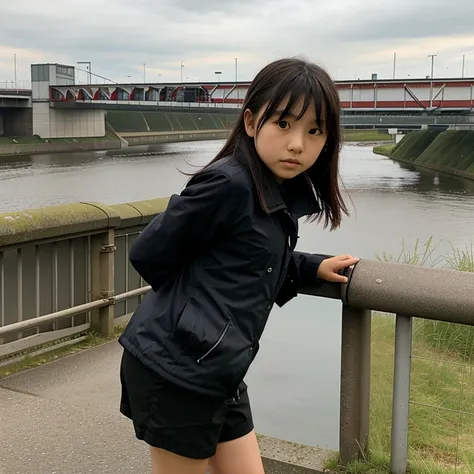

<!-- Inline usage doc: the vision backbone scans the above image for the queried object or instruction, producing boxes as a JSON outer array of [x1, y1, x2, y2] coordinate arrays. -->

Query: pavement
[[0, 341, 329, 474]]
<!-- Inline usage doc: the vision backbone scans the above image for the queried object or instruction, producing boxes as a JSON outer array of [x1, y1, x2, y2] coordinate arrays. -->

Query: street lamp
[[428, 54, 437, 109], [77, 61, 92, 84], [234, 58, 239, 104], [181, 61, 185, 83], [215, 71, 222, 85]]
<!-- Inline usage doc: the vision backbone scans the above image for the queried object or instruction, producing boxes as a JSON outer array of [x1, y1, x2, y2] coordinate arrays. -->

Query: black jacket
[[119, 151, 328, 399]]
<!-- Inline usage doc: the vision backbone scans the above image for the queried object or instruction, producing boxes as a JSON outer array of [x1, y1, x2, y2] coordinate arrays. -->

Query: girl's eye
[[309, 128, 322, 135], [277, 120, 289, 129]]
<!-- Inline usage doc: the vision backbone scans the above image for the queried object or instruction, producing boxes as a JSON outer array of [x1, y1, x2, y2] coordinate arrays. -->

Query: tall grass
[[376, 238, 474, 360]]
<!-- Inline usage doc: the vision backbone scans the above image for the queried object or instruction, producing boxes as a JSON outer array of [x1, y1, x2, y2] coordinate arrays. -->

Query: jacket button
[[249, 347, 253, 352], [267, 267, 273, 273]]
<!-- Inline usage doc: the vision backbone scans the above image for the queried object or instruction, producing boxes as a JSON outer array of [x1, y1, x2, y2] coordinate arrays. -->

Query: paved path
[[0, 341, 329, 474], [0, 342, 151, 474]]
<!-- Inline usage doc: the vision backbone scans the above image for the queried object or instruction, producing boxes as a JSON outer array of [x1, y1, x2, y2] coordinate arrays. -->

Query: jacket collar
[[235, 150, 321, 219]]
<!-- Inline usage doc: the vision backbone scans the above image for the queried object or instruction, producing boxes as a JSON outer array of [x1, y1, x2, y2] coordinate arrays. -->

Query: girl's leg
[[149, 445, 209, 474], [207, 430, 265, 474]]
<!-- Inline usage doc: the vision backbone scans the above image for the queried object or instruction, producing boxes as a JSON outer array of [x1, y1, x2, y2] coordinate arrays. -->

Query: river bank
[[0, 130, 231, 157], [0, 128, 392, 157], [374, 130, 474, 181]]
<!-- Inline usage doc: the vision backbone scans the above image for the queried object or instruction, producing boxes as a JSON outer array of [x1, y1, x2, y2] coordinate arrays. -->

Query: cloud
[[0, 0, 473, 86]]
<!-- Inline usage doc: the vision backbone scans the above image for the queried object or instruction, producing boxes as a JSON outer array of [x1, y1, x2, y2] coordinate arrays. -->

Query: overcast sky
[[1, 0, 473, 87]]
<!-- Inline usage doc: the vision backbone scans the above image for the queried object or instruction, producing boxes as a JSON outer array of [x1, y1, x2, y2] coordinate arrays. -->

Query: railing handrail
[[1, 198, 473, 328]]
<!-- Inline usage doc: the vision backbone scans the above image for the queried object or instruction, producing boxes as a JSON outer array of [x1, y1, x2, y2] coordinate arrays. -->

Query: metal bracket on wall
[[100, 244, 116, 253]]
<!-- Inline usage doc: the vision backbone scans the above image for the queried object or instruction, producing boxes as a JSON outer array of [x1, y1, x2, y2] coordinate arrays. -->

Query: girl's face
[[244, 95, 327, 182]]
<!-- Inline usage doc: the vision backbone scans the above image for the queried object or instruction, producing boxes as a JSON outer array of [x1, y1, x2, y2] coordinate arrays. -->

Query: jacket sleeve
[[129, 169, 245, 291], [292, 251, 328, 287], [275, 251, 329, 307]]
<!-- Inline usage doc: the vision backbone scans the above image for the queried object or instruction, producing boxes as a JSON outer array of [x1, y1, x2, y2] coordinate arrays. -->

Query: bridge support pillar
[[31, 63, 105, 139]]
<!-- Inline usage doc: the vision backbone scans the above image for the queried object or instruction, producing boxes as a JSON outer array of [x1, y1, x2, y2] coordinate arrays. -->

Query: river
[[1, 141, 473, 450]]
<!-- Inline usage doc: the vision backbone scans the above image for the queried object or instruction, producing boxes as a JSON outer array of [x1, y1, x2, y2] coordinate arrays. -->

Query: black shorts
[[119, 348, 254, 459]]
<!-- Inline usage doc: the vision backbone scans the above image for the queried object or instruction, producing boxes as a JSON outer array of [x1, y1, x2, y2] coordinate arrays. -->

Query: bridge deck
[[0, 340, 330, 473]]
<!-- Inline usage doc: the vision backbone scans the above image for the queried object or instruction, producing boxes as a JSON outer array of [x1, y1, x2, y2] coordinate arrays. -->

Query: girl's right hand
[[317, 255, 360, 283]]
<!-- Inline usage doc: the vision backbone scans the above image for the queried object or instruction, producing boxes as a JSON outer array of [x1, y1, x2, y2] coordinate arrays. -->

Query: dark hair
[[202, 57, 348, 230]]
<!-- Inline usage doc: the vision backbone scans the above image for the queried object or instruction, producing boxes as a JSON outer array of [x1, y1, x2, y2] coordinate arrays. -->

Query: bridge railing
[[0, 200, 473, 474]]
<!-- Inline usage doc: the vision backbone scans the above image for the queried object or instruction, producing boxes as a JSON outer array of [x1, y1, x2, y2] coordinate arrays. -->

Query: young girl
[[119, 57, 359, 474]]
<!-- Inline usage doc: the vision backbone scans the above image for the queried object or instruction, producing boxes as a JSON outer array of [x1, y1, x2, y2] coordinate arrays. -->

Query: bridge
[[0, 198, 472, 474], [1, 63, 473, 141], [48, 77, 474, 113]]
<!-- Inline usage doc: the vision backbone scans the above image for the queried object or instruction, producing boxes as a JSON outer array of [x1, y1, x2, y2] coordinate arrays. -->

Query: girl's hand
[[317, 255, 360, 283]]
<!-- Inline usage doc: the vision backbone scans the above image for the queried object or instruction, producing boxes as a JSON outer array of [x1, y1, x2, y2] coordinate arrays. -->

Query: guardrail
[[0, 199, 472, 474]]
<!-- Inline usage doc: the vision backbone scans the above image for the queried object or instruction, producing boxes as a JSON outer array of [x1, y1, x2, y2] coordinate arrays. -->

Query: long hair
[[201, 57, 348, 230]]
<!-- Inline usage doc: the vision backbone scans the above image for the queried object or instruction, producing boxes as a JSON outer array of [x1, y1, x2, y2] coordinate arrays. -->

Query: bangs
[[257, 71, 328, 131]]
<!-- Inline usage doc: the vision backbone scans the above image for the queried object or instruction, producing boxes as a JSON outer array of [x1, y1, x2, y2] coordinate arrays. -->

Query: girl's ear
[[244, 109, 256, 137]]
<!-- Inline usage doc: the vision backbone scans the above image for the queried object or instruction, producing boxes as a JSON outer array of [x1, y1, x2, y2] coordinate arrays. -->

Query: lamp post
[[77, 61, 92, 84], [235, 57, 239, 104], [428, 54, 437, 109], [215, 71, 222, 85]]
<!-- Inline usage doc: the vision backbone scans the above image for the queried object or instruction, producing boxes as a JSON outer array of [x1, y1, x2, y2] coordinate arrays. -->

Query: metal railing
[[0, 199, 473, 474]]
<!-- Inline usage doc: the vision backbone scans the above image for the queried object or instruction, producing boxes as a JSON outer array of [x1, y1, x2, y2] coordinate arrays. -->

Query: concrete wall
[[120, 130, 230, 146], [0, 139, 120, 157], [33, 103, 105, 138]]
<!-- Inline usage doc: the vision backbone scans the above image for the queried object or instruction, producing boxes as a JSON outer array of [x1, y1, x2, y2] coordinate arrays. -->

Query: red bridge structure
[[49, 77, 474, 114]]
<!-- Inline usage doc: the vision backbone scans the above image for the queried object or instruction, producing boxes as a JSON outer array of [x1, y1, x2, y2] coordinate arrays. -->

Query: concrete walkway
[[0, 341, 329, 474]]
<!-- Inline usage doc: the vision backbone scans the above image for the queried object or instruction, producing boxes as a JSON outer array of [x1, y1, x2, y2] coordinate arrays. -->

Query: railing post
[[339, 305, 372, 464], [390, 314, 412, 474], [90, 229, 115, 337]]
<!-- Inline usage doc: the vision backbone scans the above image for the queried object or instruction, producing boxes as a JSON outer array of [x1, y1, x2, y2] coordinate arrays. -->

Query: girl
[[119, 57, 359, 474]]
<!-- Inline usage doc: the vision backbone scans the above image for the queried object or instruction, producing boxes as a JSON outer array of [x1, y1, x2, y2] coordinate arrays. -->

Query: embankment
[[374, 130, 474, 180], [0, 134, 122, 157], [0, 109, 238, 157]]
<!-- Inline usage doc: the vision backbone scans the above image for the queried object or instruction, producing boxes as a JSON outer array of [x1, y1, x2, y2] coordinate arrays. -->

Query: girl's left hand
[[317, 255, 360, 283]]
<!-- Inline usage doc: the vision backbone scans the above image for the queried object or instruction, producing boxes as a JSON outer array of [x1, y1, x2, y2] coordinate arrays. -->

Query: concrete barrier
[[119, 129, 231, 146], [0, 139, 121, 157]]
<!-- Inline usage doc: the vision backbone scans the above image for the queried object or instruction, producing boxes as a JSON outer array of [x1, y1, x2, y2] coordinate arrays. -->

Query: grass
[[374, 130, 474, 179], [392, 130, 441, 163], [416, 131, 474, 173], [0, 135, 44, 145], [326, 239, 474, 474], [327, 314, 474, 474], [0, 325, 126, 379], [343, 130, 392, 142], [373, 144, 396, 157]]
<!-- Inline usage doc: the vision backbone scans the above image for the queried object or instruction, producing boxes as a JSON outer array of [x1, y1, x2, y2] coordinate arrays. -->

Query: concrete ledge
[[114, 198, 170, 227], [109, 203, 144, 229], [258, 435, 333, 473], [119, 129, 230, 146], [0, 139, 121, 157], [0, 202, 119, 247], [262, 457, 325, 474]]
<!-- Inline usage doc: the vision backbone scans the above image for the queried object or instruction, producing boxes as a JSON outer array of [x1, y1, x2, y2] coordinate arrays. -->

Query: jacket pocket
[[196, 320, 231, 364], [173, 296, 232, 362]]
